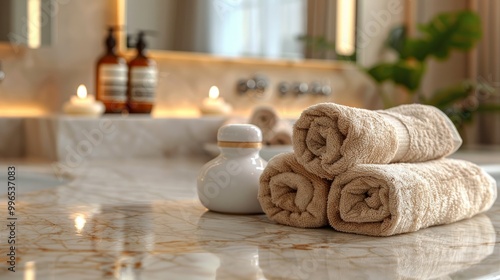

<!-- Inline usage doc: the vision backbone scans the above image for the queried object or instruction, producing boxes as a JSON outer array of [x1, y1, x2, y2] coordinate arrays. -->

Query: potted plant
[[365, 10, 500, 130]]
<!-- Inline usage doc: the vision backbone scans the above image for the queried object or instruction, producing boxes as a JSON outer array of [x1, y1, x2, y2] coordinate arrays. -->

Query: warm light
[[74, 214, 87, 233], [336, 0, 356, 56], [152, 108, 200, 117], [117, 0, 126, 52], [27, 0, 41, 49], [24, 261, 36, 280], [209, 86, 220, 99], [77, 85, 88, 99], [64, 84, 103, 115], [0, 105, 47, 117]]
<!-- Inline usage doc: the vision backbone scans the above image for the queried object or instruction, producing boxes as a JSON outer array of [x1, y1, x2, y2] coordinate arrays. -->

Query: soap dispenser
[[197, 124, 267, 214], [127, 31, 158, 114], [95, 27, 128, 113]]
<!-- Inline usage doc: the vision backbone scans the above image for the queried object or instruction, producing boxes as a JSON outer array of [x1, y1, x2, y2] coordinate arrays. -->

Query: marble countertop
[[0, 154, 499, 280]]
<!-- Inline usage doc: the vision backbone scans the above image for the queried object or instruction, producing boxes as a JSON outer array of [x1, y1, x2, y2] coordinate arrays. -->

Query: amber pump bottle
[[95, 27, 128, 113], [127, 31, 158, 114]]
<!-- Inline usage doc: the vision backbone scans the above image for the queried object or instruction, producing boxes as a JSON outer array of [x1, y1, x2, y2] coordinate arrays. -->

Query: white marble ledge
[[0, 117, 25, 157], [6, 115, 228, 160], [0, 157, 498, 280], [2, 115, 297, 161]]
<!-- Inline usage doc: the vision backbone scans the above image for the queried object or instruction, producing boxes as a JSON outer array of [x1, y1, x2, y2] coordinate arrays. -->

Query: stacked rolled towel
[[327, 158, 497, 236], [258, 102, 497, 236], [249, 106, 293, 145], [258, 153, 332, 228], [293, 103, 462, 179]]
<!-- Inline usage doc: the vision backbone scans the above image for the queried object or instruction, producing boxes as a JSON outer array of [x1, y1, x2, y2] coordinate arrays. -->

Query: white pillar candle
[[200, 86, 233, 116], [63, 85, 105, 117]]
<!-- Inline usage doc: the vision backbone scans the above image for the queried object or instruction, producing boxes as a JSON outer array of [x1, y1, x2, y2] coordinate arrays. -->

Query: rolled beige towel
[[249, 106, 293, 145], [266, 120, 293, 146], [327, 158, 497, 236], [293, 103, 462, 179], [258, 153, 332, 228], [249, 106, 279, 142]]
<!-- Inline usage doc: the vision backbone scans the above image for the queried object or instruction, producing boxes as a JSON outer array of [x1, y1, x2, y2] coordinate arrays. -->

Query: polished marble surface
[[0, 156, 499, 280]]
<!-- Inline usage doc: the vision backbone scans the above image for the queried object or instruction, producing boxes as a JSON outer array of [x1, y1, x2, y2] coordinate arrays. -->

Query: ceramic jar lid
[[217, 124, 262, 143]]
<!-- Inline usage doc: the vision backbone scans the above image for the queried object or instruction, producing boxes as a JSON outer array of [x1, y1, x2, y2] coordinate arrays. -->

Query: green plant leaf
[[366, 60, 424, 92], [392, 60, 425, 92], [477, 104, 500, 112], [297, 35, 336, 51], [402, 39, 431, 61], [427, 81, 494, 109], [337, 52, 357, 62], [403, 10, 482, 61], [426, 82, 473, 108], [366, 63, 394, 83]]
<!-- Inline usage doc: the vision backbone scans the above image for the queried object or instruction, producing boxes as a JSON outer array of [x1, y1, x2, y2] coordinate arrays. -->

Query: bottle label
[[98, 64, 128, 102], [130, 66, 157, 102]]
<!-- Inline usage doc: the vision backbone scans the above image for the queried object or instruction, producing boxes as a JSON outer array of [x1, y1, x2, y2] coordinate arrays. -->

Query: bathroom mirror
[[0, 0, 53, 48], [121, 0, 358, 60]]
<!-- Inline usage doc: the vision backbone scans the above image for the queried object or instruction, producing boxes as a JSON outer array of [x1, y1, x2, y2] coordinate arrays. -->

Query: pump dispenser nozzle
[[105, 27, 117, 51], [136, 31, 147, 54], [134, 30, 157, 55]]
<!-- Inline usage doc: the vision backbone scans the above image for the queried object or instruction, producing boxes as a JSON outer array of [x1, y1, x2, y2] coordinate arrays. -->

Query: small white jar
[[197, 124, 267, 214]]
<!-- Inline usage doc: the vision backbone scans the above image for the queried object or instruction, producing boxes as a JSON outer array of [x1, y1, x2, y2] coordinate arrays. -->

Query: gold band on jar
[[217, 141, 262, 148]]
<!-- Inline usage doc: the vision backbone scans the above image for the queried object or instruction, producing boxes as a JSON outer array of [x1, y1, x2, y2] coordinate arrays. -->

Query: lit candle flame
[[77, 84, 87, 99], [74, 214, 86, 233], [209, 86, 219, 99]]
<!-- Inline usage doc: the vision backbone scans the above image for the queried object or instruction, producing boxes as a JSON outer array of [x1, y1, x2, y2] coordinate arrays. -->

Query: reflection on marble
[[0, 158, 498, 279]]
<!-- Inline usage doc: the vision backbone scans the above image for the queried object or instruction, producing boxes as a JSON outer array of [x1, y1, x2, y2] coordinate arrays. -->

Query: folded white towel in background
[[244, 106, 293, 145]]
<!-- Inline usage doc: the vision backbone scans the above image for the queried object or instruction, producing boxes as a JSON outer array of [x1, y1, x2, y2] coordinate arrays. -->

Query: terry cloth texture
[[250, 106, 292, 145], [293, 103, 462, 179], [259, 152, 333, 228], [327, 158, 497, 236]]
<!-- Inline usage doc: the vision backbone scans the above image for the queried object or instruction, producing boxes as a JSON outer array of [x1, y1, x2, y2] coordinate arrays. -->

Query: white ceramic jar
[[197, 124, 267, 214]]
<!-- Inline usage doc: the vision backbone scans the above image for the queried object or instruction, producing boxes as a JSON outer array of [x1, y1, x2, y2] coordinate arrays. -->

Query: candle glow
[[200, 85, 232, 115], [209, 86, 220, 99], [63, 84, 105, 116], [77, 84, 88, 99]]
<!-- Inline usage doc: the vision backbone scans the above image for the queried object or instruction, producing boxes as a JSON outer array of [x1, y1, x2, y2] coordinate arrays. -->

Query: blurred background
[[0, 0, 498, 146]]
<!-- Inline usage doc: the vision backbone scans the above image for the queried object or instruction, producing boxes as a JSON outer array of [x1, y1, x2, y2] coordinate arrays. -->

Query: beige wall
[[472, 0, 500, 145], [357, 0, 406, 67], [417, 0, 469, 97]]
